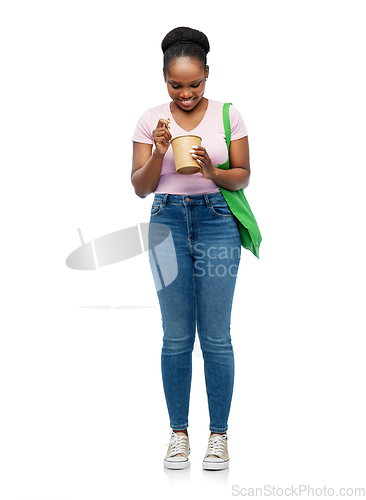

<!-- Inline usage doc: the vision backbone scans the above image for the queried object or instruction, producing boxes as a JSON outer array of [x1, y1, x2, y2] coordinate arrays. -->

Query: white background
[[1, 0, 365, 499]]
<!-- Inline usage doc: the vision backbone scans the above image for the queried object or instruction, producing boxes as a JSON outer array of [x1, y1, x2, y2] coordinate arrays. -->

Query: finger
[[190, 145, 205, 153], [156, 118, 172, 131], [154, 132, 171, 147], [154, 128, 171, 141], [153, 128, 166, 137], [161, 129, 172, 142], [158, 128, 172, 143], [189, 148, 205, 161]]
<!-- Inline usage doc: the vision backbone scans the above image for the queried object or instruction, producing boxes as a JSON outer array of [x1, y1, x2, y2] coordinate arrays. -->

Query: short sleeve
[[229, 105, 248, 141], [132, 108, 154, 144]]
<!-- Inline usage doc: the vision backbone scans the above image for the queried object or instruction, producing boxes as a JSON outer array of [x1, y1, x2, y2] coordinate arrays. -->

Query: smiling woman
[[131, 26, 256, 472], [162, 26, 209, 116]]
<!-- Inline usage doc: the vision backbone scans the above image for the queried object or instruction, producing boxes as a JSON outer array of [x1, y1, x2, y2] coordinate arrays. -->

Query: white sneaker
[[202, 433, 230, 470], [164, 431, 190, 469]]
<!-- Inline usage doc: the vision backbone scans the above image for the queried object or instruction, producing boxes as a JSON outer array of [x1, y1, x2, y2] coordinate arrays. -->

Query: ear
[[205, 65, 209, 80]]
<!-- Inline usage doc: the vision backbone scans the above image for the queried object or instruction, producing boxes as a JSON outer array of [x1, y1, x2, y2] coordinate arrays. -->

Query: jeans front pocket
[[209, 200, 233, 218], [150, 202, 163, 217]]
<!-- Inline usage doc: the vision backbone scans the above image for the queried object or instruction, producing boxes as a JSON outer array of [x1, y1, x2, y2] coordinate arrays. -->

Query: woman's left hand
[[190, 146, 216, 180]]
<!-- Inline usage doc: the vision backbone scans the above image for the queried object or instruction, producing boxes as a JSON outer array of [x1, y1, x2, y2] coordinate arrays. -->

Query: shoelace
[[206, 434, 227, 458], [167, 432, 188, 458]]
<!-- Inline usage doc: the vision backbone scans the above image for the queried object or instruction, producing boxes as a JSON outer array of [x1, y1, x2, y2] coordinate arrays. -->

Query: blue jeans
[[148, 192, 241, 433]]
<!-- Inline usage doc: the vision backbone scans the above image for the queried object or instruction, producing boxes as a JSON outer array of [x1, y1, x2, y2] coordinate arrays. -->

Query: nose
[[180, 88, 193, 99]]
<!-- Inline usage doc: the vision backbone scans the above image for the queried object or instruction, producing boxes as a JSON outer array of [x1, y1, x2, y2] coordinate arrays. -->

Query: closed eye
[[169, 81, 202, 89]]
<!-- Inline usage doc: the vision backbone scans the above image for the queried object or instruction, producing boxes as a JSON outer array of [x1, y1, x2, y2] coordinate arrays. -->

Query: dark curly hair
[[162, 27, 210, 72]]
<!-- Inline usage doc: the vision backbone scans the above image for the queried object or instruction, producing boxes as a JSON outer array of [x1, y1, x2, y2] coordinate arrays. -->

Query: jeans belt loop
[[204, 193, 211, 208], [162, 194, 169, 207]]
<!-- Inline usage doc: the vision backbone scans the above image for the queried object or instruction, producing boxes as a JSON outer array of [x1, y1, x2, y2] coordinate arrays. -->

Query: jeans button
[[185, 197, 190, 202]]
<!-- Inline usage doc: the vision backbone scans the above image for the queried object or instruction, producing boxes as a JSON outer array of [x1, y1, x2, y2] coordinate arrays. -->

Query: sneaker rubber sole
[[202, 459, 230, 470], [164, 458, 190, 470]]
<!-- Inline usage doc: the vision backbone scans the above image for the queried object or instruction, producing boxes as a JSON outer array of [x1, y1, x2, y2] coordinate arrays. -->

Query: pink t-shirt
[[132, 99, 248, 195]]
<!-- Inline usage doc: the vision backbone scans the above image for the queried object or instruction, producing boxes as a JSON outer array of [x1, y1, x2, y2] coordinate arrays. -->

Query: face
[[164, 57, 209, 111]]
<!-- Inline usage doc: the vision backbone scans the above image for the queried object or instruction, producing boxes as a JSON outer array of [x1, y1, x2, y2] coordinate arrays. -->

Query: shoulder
[[207, 101, 248, 139], [229, 104, 245, 126], [133, 103, 170, 142], [208, 100, 244, 119], [207, 99, 225, 113], [206, 100, 247, 138]]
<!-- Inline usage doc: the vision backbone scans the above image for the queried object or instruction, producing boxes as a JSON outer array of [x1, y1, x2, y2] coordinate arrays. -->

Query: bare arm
[[131, 118, 172, 198]]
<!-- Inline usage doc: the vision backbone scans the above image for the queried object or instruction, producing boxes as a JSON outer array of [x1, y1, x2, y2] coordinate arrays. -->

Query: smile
[[179, 98, 196, 106]]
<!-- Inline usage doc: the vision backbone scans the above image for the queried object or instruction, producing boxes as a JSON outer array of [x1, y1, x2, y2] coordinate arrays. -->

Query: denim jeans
[[148, 192, 241, 433]]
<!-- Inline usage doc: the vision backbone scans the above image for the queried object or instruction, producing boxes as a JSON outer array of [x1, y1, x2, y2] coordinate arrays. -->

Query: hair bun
[[162, 27, 210, 55]]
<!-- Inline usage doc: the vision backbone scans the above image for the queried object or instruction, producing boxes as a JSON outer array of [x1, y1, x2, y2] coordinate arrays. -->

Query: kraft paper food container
[[171, 135, 202, 174]]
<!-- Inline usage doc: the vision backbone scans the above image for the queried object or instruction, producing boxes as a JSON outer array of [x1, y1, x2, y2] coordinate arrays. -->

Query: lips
[[179, 98, 195, 107]]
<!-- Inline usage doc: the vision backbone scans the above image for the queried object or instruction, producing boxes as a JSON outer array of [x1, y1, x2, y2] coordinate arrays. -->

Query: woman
[[131, 27, 250, 470]]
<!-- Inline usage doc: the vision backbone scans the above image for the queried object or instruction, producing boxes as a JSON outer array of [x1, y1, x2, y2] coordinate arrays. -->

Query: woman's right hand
[[153, 118, 172, 156]]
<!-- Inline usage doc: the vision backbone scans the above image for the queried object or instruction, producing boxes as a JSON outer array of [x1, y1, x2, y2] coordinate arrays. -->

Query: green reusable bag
[[217, 103, 262, 258]]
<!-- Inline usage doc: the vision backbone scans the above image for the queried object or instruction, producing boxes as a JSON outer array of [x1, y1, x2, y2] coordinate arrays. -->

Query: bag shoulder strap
[[223, 102, 232, 151]]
